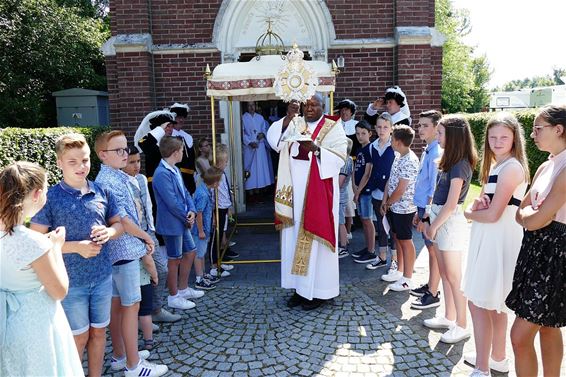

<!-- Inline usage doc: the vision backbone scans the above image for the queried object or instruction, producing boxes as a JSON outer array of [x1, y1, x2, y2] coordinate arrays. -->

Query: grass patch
[[463, 181, 482, 210]]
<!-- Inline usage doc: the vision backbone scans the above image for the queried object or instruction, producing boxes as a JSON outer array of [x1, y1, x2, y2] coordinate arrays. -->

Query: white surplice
[[267, 117, 345, 300], [242, 112, 274, 190]]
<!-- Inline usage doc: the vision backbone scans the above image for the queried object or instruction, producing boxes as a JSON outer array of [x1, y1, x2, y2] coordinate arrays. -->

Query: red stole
[[302, 118, 336, 249]]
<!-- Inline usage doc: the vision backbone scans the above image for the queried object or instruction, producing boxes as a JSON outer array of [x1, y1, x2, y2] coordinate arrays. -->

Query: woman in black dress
[[506, 105, 566, 376]]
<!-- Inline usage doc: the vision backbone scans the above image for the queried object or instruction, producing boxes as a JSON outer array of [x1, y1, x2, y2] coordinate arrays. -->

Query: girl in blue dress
[[0, 161, 84, 376]]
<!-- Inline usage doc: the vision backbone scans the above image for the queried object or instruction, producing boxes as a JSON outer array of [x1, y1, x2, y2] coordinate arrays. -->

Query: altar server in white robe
[[242, 102, 274, 193], [267, 94, 347, 311]]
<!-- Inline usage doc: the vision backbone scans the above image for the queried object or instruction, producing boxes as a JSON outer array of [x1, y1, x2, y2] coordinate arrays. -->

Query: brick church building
[[103, 0, 443, 208]]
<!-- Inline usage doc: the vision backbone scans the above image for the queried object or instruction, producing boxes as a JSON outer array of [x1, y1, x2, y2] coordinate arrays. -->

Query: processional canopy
[[205, 25, 336, 102]]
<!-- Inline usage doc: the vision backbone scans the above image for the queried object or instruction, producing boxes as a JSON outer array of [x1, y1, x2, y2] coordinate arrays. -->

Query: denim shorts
[[339, 202, 346, 225], [417, 207, 433, 246], [112, 259, 142, 306], [358, 194, 373, 219], [62, 275, 112, 335], [194, 235, 210, 258], [163, 229, 196, 259]]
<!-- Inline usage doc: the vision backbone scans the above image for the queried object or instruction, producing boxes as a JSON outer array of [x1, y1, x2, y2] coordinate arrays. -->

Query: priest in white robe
[[267, 95, 347, 310], [242, 102, 274, 193]]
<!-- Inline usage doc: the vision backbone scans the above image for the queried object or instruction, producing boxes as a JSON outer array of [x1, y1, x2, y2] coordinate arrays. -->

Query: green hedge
[[0, 126, 109, 185], [464, 110, 548, 179]]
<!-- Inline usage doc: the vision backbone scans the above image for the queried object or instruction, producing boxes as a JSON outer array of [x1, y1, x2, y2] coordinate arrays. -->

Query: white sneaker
[[124, 359, 168, 377], [381, 261, 402, 282], [221, 263, 234, 271], [179, 287, 204, 299], [152, 308, 181, 323], [210, 268, 230, 277], [167, 295, 195, 310], [423, 316, 455, 329], [440, 325, 471, 344], [388, 278, 414, 292], [110, 350, 150, 371], [464, 353, 509, 373]]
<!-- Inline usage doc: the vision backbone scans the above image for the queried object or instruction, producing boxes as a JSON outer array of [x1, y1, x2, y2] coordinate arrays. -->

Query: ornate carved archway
[[212, 0, 336, 63]]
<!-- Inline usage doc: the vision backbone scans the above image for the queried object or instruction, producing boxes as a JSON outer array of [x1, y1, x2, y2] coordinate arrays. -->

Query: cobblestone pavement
[[99, 214, 566, 376]]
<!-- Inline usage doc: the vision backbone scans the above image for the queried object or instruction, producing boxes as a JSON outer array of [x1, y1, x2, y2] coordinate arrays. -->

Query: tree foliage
[[0, 0, 110, 128], [496, 67, 566, 91], [436, 0, 491, 113]]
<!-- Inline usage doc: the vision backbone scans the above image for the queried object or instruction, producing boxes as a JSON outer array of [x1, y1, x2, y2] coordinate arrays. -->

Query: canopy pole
[[205, 64, 222, 271], [329, 91, 334, 115], [228, 96, 238, 221], [330, 60, 340, 115], [209, 94, 222, 270]]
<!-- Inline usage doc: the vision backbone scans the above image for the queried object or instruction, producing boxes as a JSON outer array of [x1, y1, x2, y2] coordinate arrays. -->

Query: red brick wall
[[110, 52, 154, 138], [328, 48, 395, 118], [430, 46, 443, 111], [327, 0, 395, 39], [153, 52, 222, 140], [150, 0, 223, 45], [110, 0, 150, 36], [105, 55, 119, 128], [396, 43, 443, 150], [395, 0, 435, 27], [397, 44, 442, 115]]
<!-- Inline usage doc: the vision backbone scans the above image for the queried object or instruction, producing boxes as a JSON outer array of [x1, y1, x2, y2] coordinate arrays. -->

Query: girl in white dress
[[463, 113, 529, 377], [0, 161, 84, 376]]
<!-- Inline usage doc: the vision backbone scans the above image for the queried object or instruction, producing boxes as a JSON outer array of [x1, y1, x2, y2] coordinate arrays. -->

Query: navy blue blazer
[[153, 160, 196, 236]]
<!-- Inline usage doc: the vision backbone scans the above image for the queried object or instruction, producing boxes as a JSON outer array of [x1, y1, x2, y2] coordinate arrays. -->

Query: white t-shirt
[[387, 150, 419, 214]]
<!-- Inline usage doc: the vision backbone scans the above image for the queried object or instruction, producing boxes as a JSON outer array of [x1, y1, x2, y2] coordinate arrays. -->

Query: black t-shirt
[[432, 159, 472, 205], [354, 144, 372, 193]]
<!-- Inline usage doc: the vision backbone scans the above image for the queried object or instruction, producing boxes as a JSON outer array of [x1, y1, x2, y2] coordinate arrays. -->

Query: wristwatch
[[313, 146, 320, 157]]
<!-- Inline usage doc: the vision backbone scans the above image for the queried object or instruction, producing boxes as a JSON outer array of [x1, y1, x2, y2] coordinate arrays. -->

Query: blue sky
[[451, 0, 566, 89]]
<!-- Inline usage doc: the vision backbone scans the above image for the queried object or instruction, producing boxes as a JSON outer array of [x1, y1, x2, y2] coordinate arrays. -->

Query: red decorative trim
[[207, 76, 335, 91], [318, 76, 336, 86]]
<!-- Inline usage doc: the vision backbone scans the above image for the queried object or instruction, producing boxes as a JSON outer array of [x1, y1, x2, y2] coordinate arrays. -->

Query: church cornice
[[101, 27, 445, 57]]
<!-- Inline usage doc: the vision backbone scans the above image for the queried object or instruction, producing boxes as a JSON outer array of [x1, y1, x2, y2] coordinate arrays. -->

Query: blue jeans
[[62, 275, 112, 335]]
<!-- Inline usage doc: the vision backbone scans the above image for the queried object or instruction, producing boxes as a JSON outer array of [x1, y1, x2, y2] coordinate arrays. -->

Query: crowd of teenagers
[[1, 93, 565, 377], [337, 99, 566, 377], [0, 105, 239, 376]]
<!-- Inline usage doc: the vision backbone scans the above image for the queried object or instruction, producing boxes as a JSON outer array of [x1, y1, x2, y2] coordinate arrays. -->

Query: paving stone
[[95, 224, 562, 377], [231, 362, 247, 371]]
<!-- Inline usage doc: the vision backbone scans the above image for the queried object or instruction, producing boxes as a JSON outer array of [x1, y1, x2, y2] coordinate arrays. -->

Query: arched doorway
[[211, 0, 336, 212]]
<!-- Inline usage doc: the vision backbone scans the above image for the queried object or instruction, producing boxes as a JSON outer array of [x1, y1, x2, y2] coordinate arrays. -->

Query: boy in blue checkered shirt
[[95, 130, 168, 377]]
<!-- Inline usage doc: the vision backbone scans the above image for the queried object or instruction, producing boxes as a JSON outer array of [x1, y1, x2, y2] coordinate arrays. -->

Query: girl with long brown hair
[[422, 115, 478, 344]]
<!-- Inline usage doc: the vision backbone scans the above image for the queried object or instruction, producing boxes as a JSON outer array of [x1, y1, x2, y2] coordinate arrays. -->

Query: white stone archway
[[211, 0, 336, 213], [213, 0, 335, 62]]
